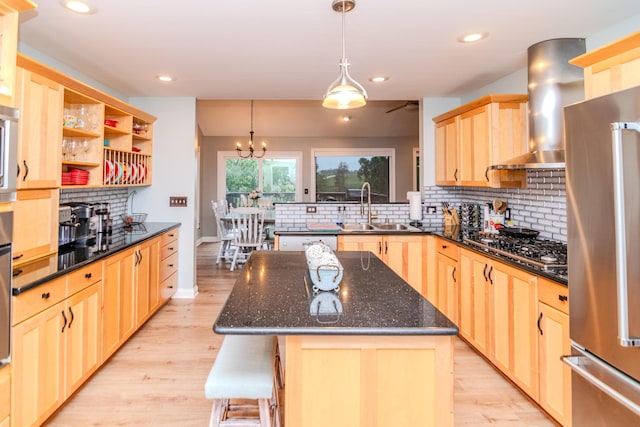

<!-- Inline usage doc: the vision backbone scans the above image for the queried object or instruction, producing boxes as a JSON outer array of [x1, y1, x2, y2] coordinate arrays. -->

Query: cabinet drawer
[[0, 366, 9, 421], [159, 252, 178, 282], [67, 262, 103, 295], [436, 238, 459, 261], [161, 229, 179, 246], [12, 276, 66, 325], [161, 271, 178, 300], [538, 278, 569, 314], [160, 239, 178, 260]]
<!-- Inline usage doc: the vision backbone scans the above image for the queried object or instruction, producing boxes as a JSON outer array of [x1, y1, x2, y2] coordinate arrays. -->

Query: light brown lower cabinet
[[455, 242, 571, 426], [11, 226, 180, 427], [11, 269, 101, 427], [338, 234, 425, 294], [0, 366, 10, 427], [537, 278, 571, 426], [434, 238, 459, 324]]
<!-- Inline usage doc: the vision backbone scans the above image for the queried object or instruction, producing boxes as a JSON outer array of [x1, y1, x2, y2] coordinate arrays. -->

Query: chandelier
[[322, 0, 367, 109], [236, 100, 266, 158]]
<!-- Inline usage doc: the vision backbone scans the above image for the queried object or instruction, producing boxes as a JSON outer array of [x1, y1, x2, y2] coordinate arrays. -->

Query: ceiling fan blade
[[385, 103, 407, 113]]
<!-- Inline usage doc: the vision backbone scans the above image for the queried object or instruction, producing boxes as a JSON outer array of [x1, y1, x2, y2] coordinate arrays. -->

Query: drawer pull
[[169, 247, 174, 250], [85, 273, 92, 279], [168, 233, 174, 237], [442, 245, 447, 249], [68, 307, 74, 329], [61, 310, 68, 333], [537, 312, 544, 335], [559, 294, 568, 302], [13, 268, 23, 277], [168, 264, 174, 268], [13, 253, 23, 261], [42, 292, 50, 299]]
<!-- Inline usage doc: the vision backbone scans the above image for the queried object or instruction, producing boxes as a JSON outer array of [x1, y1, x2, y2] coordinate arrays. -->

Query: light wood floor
[[45, 243, 556, 426]]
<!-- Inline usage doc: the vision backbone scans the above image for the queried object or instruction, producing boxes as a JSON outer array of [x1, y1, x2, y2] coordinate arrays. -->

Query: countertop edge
[[213, 325, 459, 336], [12, 222, 181, 296]]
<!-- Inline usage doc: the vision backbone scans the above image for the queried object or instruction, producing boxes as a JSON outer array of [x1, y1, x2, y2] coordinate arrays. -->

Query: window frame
[[310, 147, 396, 202], [217, 151, 303, 203]]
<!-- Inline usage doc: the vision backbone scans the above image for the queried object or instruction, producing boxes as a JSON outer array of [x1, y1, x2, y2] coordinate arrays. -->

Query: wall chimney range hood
[[491, 38, 586, 170]]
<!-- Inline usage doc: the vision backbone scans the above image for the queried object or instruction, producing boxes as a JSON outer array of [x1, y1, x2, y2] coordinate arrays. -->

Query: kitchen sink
[[340, 223, 375, 231], [371, 223, 409, 231], [340, 222, 420, 232]]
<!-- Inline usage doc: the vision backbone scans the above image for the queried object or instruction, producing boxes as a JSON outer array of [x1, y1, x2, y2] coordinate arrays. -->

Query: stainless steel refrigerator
[[564, 85, 640, 426]]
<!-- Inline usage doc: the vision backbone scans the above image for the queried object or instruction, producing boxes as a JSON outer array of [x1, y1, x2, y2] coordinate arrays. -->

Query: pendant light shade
[[323, 0, 367, 110]]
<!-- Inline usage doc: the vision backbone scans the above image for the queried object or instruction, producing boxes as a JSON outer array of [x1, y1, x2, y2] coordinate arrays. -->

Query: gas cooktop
[[462, 232, 568, 279]]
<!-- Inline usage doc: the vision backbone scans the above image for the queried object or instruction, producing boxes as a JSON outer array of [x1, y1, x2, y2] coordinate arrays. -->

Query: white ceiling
[[17, 0, 640, 102]]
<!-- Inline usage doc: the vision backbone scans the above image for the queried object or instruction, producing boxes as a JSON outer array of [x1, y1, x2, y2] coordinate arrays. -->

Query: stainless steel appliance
[[0, 211, 13, 366], [564, 85, 640, 425], [462, 231, 567, 279], [0, 105, 18, 203], [63, 202, 96, 245]]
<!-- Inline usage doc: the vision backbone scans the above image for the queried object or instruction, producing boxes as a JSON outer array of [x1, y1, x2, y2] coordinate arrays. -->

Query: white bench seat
[[205, 335, 279, 427]]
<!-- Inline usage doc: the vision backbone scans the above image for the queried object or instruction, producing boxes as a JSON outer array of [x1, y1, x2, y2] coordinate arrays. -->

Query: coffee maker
[[63, 202, 96, 245], [93, 202, 112, 251], [58, 205, 78, 245]]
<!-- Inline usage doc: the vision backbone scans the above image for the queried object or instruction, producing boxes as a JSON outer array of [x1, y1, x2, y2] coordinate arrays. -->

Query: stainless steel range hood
[[491, 38, 585, 170]]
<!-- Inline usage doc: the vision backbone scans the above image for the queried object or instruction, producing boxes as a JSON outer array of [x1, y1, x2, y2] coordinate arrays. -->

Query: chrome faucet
[[360, 182, 376, 223]]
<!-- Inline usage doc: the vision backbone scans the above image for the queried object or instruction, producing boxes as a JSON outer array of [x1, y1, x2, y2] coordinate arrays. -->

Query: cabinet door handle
[[68, 307, 74, 329], [41, 292, 50, 299], [85, 273, 92, 279], [378, 242, 382, 255], [22, 160, 29, 181], [454, 169, 458, 181], [483, 264, 488, 281], [488, 266, 494, 285], [485, 167, 490, 182], [559, 294, 568, 302], [61, 310, 68, 333], [537, 312, 544, 335], [384, 241, 388, 255], [452, 267, 457, 283], [16, 162, 19, 178]]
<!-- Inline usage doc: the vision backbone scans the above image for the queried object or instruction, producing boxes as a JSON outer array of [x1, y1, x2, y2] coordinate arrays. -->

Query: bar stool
[[205, 335, 280, 427]]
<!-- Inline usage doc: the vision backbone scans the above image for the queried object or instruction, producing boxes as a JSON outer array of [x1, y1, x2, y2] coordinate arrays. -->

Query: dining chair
[[229, 207, 265, 271], [239, 194, 249, 207], [211, 200, 236, 265]]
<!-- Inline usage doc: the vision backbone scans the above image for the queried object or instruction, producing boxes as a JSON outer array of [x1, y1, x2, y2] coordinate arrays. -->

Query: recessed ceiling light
[[59, 0, 96, 14], [459, 32, 488, 43], [342, 115, 352, 122], [369, 76, 388, 83], [156, 75, 175, 82]]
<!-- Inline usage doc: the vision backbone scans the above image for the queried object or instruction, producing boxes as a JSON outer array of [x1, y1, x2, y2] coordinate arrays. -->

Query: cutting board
[[306, 221, 341, 231]]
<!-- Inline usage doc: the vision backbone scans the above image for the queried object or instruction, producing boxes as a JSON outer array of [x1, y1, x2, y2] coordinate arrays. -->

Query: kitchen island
[[214, 250, 458, 427]]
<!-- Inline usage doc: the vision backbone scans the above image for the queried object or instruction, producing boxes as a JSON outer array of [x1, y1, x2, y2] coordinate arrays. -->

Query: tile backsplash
[[275, 169, 567, 243], [60, 188, 130, 228]]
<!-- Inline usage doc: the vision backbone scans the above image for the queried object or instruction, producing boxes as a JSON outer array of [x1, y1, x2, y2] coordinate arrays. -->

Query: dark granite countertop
[[12, 222, 181, 295], [214, 250, 458, 336]]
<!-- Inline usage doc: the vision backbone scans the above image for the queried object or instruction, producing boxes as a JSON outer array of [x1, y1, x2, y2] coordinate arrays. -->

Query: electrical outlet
[[306, 206, 317, 213], [426, 206, 437, 214], [170, 196, 187, 207]]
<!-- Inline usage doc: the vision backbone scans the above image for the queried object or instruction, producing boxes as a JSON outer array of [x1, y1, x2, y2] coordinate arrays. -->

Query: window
[[311, 148, 395, 202], [218, 151, 302, 207]]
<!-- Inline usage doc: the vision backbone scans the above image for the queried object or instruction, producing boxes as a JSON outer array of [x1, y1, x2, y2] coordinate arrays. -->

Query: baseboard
[[172, 286, 199, 299]]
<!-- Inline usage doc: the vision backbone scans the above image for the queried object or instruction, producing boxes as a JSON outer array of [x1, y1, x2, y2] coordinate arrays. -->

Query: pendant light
[[236, 100, 266, 158], [322, 0, 367, 110]]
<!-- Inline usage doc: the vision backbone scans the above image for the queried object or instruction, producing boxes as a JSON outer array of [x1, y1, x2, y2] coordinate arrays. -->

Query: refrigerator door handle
[[563, 351, 640, 417], [610, 121, 640, 347]]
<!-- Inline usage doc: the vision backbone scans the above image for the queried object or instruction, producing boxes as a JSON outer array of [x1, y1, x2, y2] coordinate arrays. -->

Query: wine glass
[[80, 139, 90, 160], [61, 138, 68, 160], [67, 139, 78, 160]]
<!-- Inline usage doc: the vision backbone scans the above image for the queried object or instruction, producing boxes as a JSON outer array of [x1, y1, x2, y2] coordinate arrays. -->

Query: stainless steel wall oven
[[0, 211, 13, 365]]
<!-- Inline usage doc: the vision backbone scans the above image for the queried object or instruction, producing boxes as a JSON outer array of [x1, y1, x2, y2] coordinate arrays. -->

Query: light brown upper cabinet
[[570, 30, 640, 99], [433, 95, 528, 188], [0, 0, 36, 107]]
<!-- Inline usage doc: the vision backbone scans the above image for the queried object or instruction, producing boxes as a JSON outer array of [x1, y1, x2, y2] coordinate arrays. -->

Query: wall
[[200, 134, 418, 239], [129, 97, 199, 298]]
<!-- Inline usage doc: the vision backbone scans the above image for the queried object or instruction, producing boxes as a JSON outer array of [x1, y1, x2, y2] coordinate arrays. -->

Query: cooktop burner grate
[[463, 232, 567, 271]]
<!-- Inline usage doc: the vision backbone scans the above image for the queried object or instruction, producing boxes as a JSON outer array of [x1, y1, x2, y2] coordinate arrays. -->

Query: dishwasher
[[277, 235, 338, 251]]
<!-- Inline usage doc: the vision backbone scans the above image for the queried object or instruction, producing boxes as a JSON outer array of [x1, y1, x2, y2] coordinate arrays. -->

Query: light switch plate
[[170, 196, 187, 207]]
